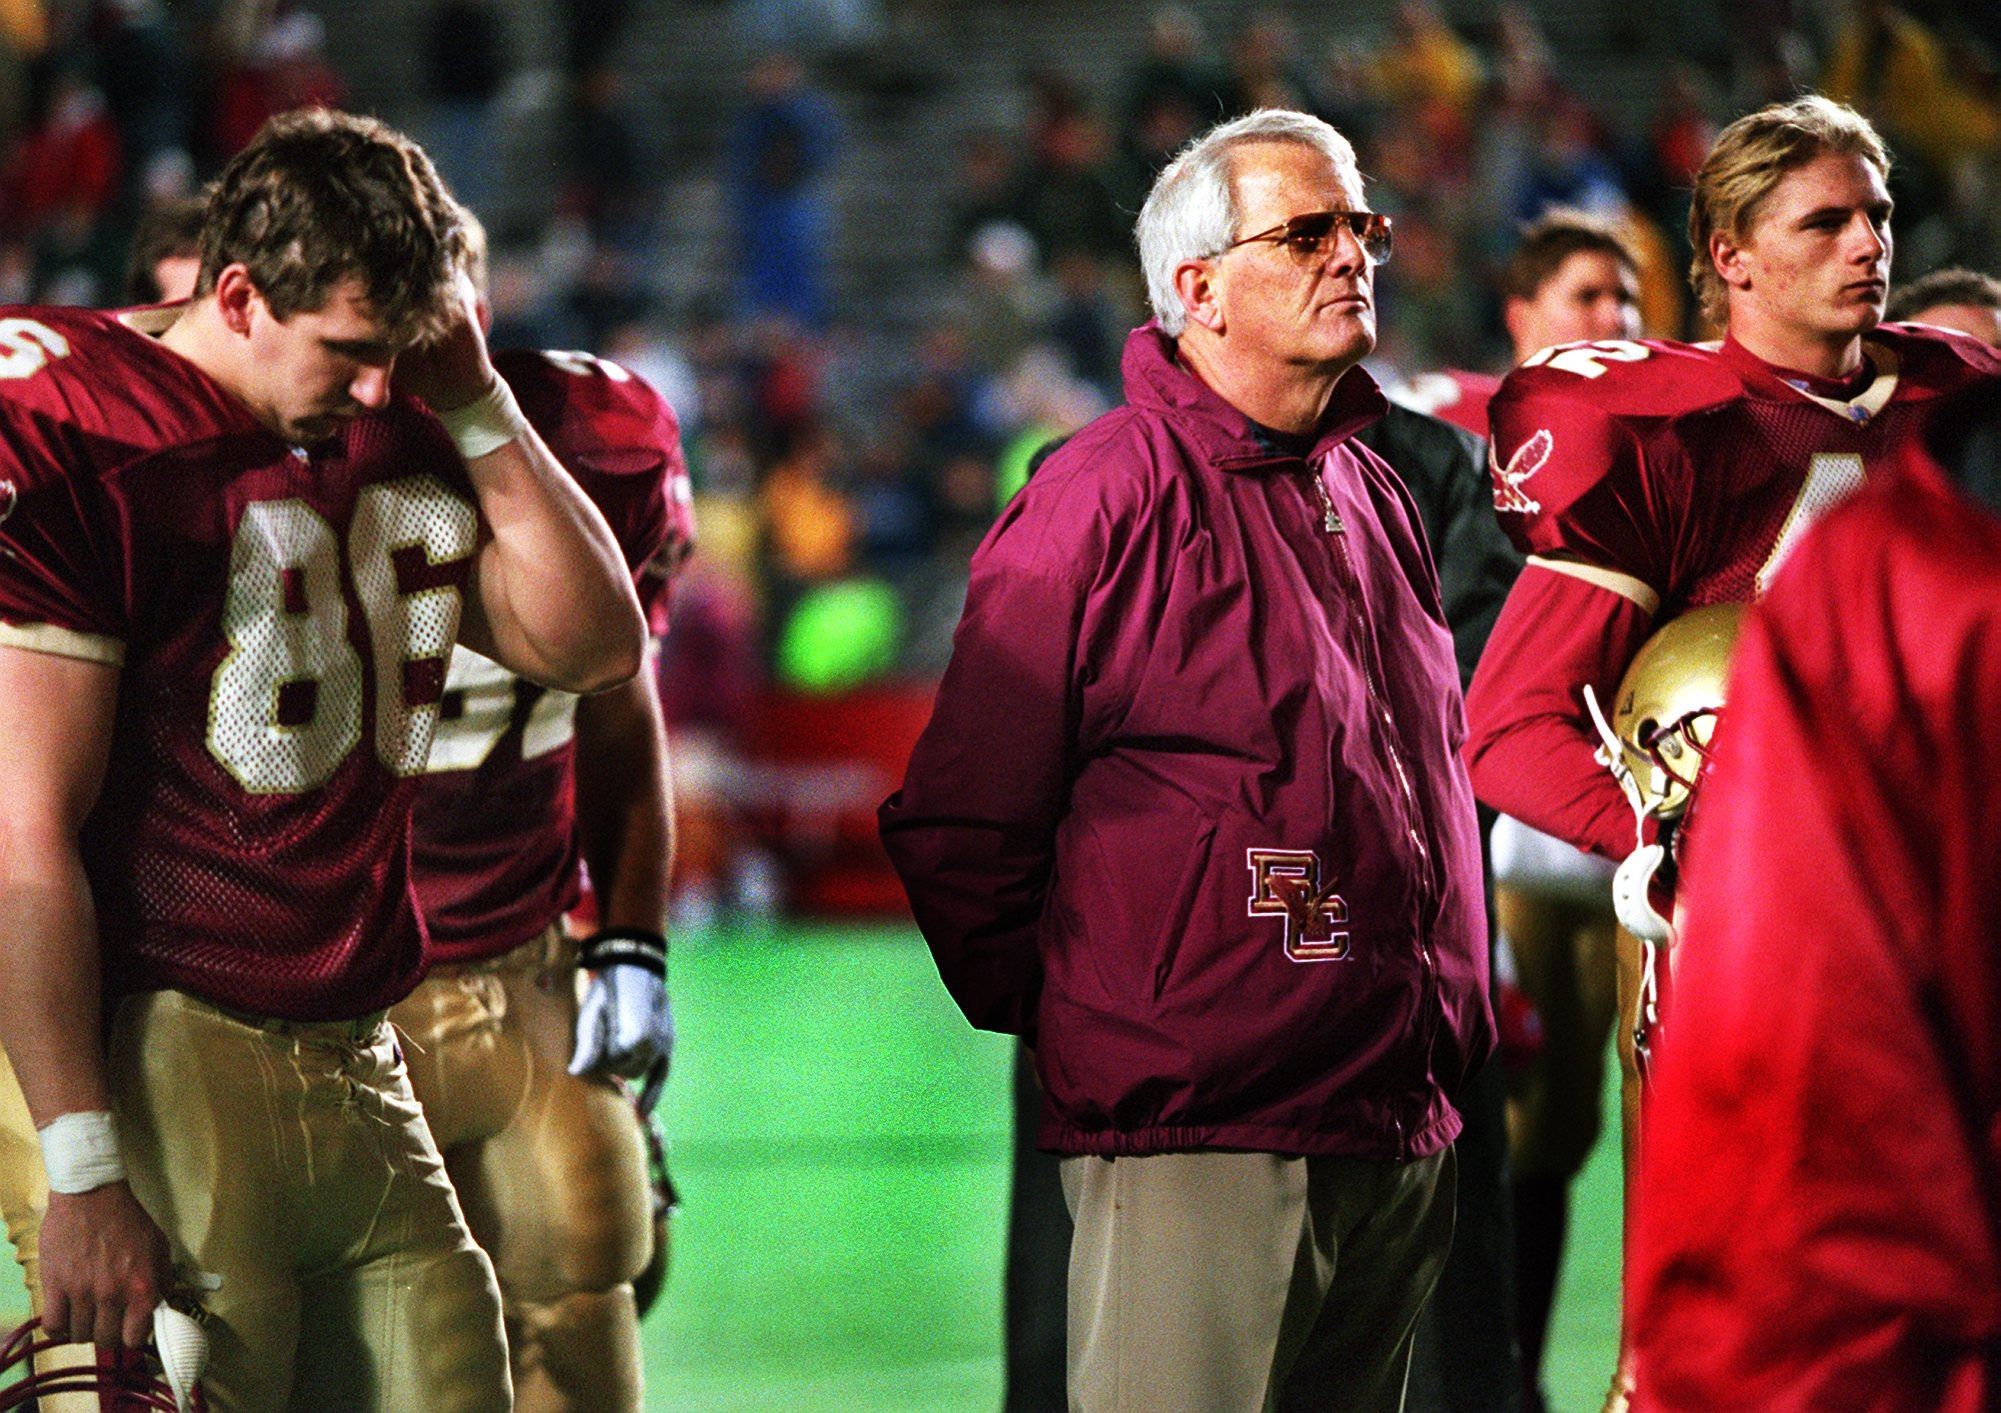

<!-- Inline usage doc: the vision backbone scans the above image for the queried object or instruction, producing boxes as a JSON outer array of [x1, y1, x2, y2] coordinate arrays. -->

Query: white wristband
[[38, 1110, 126, 1194], [436, 376, 529, 460]]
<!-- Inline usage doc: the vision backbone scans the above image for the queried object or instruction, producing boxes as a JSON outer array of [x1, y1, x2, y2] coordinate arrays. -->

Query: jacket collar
[[1120, 322, 1387, 471]]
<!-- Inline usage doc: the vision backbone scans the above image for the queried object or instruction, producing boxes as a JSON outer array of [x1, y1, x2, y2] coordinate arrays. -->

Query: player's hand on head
[[569, 930, 674, 1089], [39, 1182, 174, 1348], [394, 269, 496, 414]]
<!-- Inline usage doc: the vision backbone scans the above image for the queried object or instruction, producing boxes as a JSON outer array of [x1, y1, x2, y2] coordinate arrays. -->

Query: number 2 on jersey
[[208, 476, 477, 794], [1521, 340, 1650, 379]]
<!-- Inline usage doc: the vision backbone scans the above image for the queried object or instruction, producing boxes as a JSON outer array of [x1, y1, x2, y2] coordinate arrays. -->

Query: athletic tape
[[38, 1109, 127, 1194]]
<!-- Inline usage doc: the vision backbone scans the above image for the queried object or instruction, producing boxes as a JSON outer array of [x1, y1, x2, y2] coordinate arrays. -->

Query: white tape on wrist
[[437, 376, 529, 460], [38, 1109, 126, 1194]]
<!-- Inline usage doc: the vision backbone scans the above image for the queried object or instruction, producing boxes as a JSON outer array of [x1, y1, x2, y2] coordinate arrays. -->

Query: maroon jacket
[[880, 327, 1491, 1159]]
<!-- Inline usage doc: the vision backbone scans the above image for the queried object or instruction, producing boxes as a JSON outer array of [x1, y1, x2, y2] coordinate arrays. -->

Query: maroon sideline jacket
[[1628, 441, 2001, 1411], [880, 326, 1491, 1160]]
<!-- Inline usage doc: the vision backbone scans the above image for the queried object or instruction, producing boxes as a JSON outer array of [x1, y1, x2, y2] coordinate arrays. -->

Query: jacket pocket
[[1150, 821, 1216, 1002]]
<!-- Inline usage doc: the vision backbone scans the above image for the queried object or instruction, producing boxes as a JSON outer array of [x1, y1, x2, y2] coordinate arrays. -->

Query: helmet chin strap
[[1582, 683, 1647, 820]]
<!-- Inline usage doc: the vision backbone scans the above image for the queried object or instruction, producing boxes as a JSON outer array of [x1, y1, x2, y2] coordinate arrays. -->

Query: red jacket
[[880, 327, 1491, 1159], [1629, 446, 2001, 1410]]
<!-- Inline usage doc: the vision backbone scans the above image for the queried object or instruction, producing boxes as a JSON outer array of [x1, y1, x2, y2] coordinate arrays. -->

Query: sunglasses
[[1219, 210, 1394, 266]]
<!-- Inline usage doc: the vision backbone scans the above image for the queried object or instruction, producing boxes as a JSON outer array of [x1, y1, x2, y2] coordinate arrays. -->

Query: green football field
[[0, 921, 1626, 1409], [644, 921, 1625, 1411]]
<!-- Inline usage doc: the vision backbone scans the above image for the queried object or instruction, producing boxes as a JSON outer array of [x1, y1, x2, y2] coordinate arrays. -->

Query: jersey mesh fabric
[[412, 349, 687, 964], [1489, 327, 2001, 616], [0, 307, 479, 1021]]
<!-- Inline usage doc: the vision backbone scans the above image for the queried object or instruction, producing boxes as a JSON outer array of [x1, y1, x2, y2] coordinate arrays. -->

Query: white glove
[[569, 930, 674, 1093]]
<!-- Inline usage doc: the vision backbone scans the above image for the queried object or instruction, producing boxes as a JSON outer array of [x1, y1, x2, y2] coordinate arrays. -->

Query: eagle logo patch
[[1248, 849, 1351, 962], [1491, 429, 1551, 515]]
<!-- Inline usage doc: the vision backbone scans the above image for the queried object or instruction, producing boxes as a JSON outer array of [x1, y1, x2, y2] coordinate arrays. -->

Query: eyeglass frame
[[1214, 209, 1394, 266]]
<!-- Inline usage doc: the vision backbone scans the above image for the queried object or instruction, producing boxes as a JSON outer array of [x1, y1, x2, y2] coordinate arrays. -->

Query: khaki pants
[[1061, 1147, 1455, 1413], [392, 927, 652, 1413], [108, 989, 512, 1412], [0, 1044, 45, 1308]]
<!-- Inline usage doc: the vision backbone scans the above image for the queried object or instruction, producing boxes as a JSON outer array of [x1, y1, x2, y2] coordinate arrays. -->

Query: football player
[[1884, 265, 2001, 347], [1462, 94, 2001, 1407], [1391, 208, 1642, 441], [1627, 393, 2001, 1412], [0, 110, 646, 1409], [390, 217, 694, 1413], [1477, 209, 1647, 1413]]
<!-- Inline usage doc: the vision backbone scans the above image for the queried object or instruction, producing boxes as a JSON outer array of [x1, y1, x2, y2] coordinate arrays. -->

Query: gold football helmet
[[1585, 603, 1744, 826]]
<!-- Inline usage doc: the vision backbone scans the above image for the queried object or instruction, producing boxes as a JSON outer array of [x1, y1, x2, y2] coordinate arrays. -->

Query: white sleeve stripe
[[0, 620, 125, 665], [1523, 556, 1661, 616]]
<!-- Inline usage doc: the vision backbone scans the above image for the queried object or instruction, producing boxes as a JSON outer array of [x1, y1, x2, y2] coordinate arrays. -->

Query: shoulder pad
[[1498, 339, 1743, 421], [1870, 321, 2001, 389], [494, 347, 681, 475], [0, 307, 245, 452]]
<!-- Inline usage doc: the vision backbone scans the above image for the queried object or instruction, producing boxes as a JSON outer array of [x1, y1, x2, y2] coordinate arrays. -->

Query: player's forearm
[[0, 840, 112, 1123], [573, 670, 674, 933], [1464, 568, 1655, 861], [465, 421, 647, 695]]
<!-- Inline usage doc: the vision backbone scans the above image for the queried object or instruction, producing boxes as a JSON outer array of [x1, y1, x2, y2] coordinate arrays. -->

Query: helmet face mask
[[0, 1315, 204, 1412]]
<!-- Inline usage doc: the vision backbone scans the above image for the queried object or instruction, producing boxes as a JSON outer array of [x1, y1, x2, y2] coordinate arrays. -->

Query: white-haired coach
[[881, 110, 1492, 1411]]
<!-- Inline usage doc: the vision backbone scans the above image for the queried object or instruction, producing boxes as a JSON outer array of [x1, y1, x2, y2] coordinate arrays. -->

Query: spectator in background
[[728, 50, 838, 329], [1886, 266, 2001, 346], [2, 56, 120, 299], [1823, 0, 2001, 188], [209, 8, 345, 160], [564, 62, 655, 255], [92, 0, 191, 206], [1119, 5, 1227, 136], [1114, 4, 1226, 204], [1015, 76, 1126, 267], [423, 0, 510, 215], [1375, 0, 1484, 122], [1220, 9, 1318, 117], [946, 130, 1025, 266]]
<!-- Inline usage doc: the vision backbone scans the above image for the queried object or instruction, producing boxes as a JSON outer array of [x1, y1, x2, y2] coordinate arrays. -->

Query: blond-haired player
[[1465, 93, 2001, 1409]]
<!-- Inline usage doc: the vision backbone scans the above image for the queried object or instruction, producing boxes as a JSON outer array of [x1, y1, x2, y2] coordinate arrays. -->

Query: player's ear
[[1502, 296, 1531, 360], [1174, 258, 1226, 335], [211, 264, 259, 336], [1710, 229, 1751, 294]]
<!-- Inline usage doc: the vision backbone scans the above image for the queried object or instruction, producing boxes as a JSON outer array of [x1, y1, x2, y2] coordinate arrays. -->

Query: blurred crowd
[[5, 0, 2001, 705]]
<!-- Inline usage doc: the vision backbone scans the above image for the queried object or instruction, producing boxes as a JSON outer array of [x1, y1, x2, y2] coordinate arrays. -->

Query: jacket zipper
[[1307, 469, 1440, 1161]]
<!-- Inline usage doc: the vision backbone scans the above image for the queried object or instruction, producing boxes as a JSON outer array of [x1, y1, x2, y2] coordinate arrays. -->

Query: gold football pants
[[392, 926, 653, 1413], [107, 989, 513, 1411], [1498, 887, 1622, 1180], [0, 1043, 45, 1310]]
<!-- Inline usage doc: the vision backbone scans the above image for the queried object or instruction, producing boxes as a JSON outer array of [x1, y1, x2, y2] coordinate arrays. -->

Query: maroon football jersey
[[412, 348, 690, 965], [1465, 324, 2001, 860], [0, 307, 479, 1020], [1488, 326, 2001, 614]]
